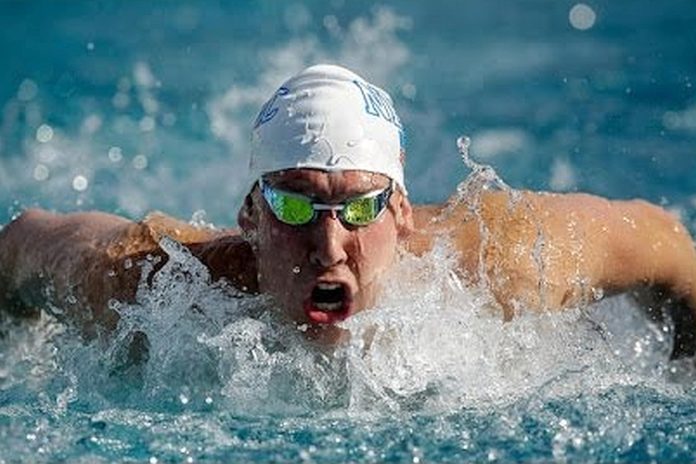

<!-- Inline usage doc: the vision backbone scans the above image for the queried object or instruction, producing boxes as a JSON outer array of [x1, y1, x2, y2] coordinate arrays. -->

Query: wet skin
[[238, 170, 413, 340]]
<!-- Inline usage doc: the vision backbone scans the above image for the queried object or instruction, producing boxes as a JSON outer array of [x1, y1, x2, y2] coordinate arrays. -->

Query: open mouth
[[304, 282, 352, 324]]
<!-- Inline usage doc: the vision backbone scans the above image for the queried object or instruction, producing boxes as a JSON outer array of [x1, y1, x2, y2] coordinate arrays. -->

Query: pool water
[[2, 1, 696, 462]]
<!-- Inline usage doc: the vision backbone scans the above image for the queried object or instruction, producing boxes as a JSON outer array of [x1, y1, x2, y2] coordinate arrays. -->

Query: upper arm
[[598, 199, 696, 300], [448, 190, 695, 315]]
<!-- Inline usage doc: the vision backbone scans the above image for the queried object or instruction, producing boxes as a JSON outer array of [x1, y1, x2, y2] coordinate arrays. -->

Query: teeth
[[314, 302, 343, 311], [317, 283, 342, 290]]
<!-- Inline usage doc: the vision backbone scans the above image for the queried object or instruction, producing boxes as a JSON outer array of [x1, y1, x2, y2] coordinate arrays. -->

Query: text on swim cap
[[352, 80, 403, 130], [254, 87, 289, 129]]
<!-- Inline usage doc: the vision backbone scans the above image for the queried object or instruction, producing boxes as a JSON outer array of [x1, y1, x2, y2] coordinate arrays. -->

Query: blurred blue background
[[1, 0, 695, 229]]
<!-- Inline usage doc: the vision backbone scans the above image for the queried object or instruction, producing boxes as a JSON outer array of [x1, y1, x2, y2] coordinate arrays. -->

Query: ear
[[394, 193, 414, 239], [237, 192, 258, 235]]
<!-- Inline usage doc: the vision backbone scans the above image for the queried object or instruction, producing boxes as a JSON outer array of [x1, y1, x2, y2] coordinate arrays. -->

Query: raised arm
[[414, 190, 696, 324], [0, 209, 254, 338]]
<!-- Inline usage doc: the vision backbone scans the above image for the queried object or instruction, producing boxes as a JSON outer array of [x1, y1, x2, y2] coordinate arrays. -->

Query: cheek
[[352, 220, 398, 278], [256, 222, 305, 287]]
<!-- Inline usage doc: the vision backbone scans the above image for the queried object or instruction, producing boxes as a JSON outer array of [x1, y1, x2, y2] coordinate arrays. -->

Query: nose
[[308, 211, 349, 269]]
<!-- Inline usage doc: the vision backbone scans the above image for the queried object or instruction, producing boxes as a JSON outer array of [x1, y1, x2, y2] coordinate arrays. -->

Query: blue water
[[2, 1, 696, 462]]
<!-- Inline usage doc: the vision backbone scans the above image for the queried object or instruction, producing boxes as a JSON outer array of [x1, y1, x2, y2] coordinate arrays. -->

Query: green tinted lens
[[274, 193, 314, 225], [342, 196, 378, 226]]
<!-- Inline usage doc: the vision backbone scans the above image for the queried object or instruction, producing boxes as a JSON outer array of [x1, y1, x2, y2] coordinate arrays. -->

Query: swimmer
[[1, 64, 695, 354]]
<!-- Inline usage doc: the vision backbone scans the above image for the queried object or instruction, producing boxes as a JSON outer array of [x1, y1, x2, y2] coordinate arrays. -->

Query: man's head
[[239, 64, 412, 328]]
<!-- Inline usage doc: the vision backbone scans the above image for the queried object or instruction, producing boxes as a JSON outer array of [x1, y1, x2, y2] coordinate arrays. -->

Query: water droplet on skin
[[124, 258, 133, 269], [292, 266, 301, 274], [591, 287, 604, 301]]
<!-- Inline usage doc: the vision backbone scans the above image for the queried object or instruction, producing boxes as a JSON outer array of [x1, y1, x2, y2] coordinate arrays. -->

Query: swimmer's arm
[[530, 194, 696, 311], [0, 209, 253, 337], [591, 197, 696, 309], [523, 193, 696, 357], [439, 191, 696, 319], [0, 209, 138, 335]]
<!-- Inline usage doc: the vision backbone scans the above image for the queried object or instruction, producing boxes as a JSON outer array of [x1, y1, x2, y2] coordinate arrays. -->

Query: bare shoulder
[[105, 211, 235, 260], [406, 189, 696, 315]]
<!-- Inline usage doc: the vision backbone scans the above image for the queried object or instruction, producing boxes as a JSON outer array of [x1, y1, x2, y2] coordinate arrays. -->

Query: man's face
[[241, 169, 412, 329]]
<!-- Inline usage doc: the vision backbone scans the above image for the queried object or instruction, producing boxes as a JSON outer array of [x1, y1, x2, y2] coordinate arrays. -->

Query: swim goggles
[[259, 178, 394, 227]]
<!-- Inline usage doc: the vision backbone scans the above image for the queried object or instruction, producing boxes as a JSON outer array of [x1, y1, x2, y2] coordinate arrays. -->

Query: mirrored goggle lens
[[272, 193, 315, 225], [341, 196, 380, 226]]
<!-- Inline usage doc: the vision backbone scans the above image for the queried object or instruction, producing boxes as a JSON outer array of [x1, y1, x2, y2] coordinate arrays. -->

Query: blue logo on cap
[[353, 80, 403, 130], [254, 87, 289, 129]]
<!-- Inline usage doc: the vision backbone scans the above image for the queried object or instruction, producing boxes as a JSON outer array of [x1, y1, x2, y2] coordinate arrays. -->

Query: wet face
[[240, 169, 412, 332]]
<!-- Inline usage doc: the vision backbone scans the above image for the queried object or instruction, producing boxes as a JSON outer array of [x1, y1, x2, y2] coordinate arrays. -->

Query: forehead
[[264, 169, 390, 198]]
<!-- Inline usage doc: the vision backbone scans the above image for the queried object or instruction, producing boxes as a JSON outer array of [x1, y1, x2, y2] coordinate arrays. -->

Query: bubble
[[36, 124, 54, 143], [401, 83, 417, 100], [72, 175, 89, 192], [38, 146, 56, 163], [108, 146, 123, 163], [118, 77, 131, 92], [82, 114, 102, 134], [33, 164, 49, 181], [112, 92, 130, 109], [141, 96, 159, 114], [17, 79, 38, 101], [549, 158, 577, 191], [162, 113, 177, 126], [569, 4, 596, 31], [139, 116, 156, 132], [179, 394, 190, 405], [323, 15, 341, 36], [132, 154, 148, 170], [86, 42, 95, 51], [134, 62, 156, 88]]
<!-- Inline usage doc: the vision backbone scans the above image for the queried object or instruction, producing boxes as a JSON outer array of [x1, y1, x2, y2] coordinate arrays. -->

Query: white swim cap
[[250, 64, 407, 193]]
